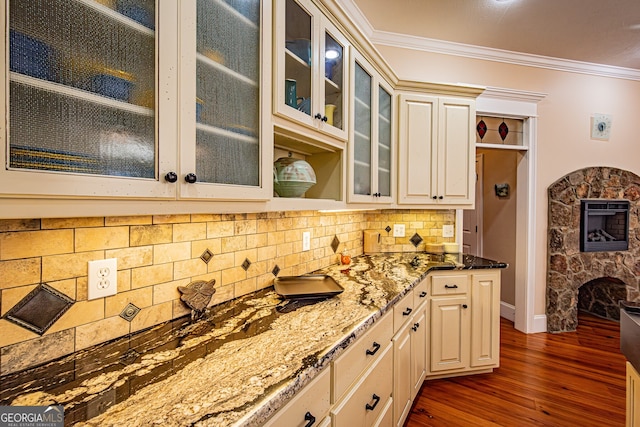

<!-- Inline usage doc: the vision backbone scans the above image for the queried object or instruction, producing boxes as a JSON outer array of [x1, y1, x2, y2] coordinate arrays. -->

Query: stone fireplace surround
[[547, 167, 640, 333]]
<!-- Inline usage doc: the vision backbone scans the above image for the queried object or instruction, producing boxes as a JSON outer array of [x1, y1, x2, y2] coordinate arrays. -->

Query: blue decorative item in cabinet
[[90, 71, 134, 101], [116, 0, 155, 30], [9, 30, 54, 81]]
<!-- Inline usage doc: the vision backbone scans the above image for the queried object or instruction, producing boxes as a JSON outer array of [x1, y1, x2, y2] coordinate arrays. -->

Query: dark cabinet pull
[[184, 173, 197, 184], [419, 291, 427, 298], [412, 322, 420, 332], [402, 307, 413, 316], [314, 113, 323, 120], [462, 304, 468, 309], [321, 115, 328, 122], [444, 284, 458, 289], [365, 394, 380, 411], [304, 412, 316, 427], [164, 172, 178, 183], [438, 195, 444, 199], [432, 195, 437, 199], [366, 341, 381, 356]]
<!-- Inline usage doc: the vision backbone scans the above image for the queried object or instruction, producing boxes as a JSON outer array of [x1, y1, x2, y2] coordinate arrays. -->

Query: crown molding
[[334, 0, 640, 82]]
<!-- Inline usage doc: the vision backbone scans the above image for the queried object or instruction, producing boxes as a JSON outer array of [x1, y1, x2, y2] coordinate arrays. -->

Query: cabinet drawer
[[430, 274, 469, 295], [264, 367, 331, 427], [332, 312, 393, 402], [413, 278, 429, 307], [393, 292, 415, 333], [331, 344, 393, 427]]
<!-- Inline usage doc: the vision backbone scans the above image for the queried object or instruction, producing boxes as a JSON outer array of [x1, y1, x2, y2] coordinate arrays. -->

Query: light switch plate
[[393, 224, 405, 237], [302, 231, 311, 251], [443, 224, 454, 238]]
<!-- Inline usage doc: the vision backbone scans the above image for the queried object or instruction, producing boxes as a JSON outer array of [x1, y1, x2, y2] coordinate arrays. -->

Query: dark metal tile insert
[[119, 303, 140, 322], [385, 225, 392, 233], [272, 265, 280, 277], [242, 258, 252, 271], [200, 249, 214, 264], [4, 283, 74, 335], [331, 235, 340, 253], [410, 233, 424, 247]]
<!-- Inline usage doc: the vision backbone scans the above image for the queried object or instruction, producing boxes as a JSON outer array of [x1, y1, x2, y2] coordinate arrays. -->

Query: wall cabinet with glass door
[[273, 0, 349, 144], [348, 51, 394, 204], [0, 0, 271, 210]]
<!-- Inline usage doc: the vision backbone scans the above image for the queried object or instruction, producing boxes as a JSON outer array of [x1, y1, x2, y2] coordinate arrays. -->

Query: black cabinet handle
[[402, 307, 413, 316], [366, 341, 381, 356], [365, 394, 380, 411], [304, 412, 316, 427], [444, 284, 458, 289], [432, 195, 437, 199], [314, 113, 323, 120], [184, 173, 197, 184], [412, 322, 420, 332], [321, 115, 328, 122], [164, 172, 178, 183], [419, 291, 427, 298], [462, 304, 468, 309]]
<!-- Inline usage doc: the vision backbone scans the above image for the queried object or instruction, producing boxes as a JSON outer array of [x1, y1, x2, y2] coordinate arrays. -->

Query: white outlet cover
[[88, 258, 117, 300], [443, 224, 455, 238], [393, 224, 405, 237], [302, 231, 311, 251]]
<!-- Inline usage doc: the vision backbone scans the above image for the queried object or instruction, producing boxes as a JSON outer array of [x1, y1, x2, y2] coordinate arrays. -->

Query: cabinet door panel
[[393, 323, 412, 427], [411, 304, 427, 399], [470, 272, 500, 368], [439, 98, 474, 203], [429, 296, 469, 372]]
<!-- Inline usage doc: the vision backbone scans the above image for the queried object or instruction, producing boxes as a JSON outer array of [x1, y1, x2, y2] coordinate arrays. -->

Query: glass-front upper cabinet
[[273, 0, 349, 143], [1, 0, 177, 199], [348, 51, 394, 204]]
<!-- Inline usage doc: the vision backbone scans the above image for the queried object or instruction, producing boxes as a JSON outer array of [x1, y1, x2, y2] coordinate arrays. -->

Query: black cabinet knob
[[322, 115, 328, 122], [432, 195, 438, 199], [462, 304, 468, 309], [184, 173, 197, 184], [438, 195, 444, 199], [164, 172, 178, 183], [314, 113, 323, 120]]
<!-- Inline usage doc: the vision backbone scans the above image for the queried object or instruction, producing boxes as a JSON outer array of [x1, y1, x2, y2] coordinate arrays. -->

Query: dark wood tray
[[274, 275, 344, 299]]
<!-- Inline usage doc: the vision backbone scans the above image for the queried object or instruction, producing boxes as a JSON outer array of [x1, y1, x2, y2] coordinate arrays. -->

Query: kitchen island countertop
[[3, 252, 506, 426]]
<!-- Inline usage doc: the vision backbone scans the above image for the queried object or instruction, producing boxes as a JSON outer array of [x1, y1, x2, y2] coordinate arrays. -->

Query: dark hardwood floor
[[406, 313, 627, 427]]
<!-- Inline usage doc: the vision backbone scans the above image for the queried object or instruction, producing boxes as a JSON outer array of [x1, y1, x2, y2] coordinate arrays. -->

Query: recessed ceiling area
[[349, 0, 640, 70]]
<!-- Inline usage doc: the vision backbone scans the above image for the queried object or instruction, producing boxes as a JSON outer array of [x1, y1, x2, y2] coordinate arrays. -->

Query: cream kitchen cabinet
[[397, 91, 477, 208], [392, 279, 428, 427], [0, 0, 272, 214], [273, 0, 349, 144], [348, 50, 394, 204], [628, 361, 640, 427], [427, 270, 501, 378]]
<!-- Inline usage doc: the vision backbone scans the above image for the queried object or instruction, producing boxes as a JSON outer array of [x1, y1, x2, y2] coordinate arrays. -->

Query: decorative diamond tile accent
[[331, 235, 340, 253], [200, 249, 214, 264], [119, 303, 141, 322], [272, 265, 281, 277], [477, 119, 487, 140], [385, 225, 392, 233], [4, 283, 74, 335], [410, 233, 424, 247], [242, 258, 252, 271], [499, 121, 509, 141]]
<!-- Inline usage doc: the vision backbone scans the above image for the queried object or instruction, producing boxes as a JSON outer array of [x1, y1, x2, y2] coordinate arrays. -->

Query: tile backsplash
[[0, 208, 454, 375]]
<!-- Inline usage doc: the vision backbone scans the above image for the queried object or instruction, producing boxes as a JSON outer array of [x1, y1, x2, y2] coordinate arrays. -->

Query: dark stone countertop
[[1, 252, 506, 426]]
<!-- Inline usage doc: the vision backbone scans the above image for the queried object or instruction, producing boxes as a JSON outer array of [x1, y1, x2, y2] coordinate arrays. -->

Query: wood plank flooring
[[406, 313, 627, 427]]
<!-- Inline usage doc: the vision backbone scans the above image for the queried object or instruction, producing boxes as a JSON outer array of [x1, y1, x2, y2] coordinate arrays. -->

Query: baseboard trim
[[500, 301, 515, 322]]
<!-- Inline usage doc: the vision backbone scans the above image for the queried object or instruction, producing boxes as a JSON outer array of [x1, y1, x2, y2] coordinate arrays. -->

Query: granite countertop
[[3, 252, 506, 426]]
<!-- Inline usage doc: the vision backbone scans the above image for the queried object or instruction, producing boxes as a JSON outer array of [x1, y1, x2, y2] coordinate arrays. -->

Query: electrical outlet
[[443, 224, 455, 238], [88, 258, 117, 300], [393, 224, 405, 237], [302, 231, 311, 251]]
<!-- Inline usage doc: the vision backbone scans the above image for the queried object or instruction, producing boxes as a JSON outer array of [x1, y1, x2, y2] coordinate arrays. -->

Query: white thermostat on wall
[[591, 113, 612, 140]]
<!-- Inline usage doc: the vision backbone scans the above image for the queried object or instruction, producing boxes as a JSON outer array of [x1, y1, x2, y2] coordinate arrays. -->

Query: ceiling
[[349, 0, 640, 71]]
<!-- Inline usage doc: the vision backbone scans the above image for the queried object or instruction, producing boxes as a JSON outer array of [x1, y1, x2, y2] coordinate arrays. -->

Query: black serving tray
[[274, 275, 344, 299]]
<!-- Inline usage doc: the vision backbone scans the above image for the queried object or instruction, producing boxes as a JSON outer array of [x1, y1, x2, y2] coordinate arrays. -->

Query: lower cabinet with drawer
[[427, 270, 501, 378]]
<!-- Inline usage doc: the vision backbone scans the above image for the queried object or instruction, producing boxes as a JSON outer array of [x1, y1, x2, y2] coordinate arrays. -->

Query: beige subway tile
[[77, 277, 88, 301], [257, 218, 277, 233], [105, 216, 152, 226], [153, 279, 188, 305], [131, 264, 173, 289], [191, 238, 222, 259], [0, 258, 40, 289], [221, 236, 246, 253], [105, 288, 153, 317], [256, 273, 274, 290], [191, 214, 220, 223], [291, 216, 309, 229], [284, 229, 300, 243], [247, 233, 268, 249], [0, 229, 73, 260], [130, 301, 172, 333], [153, 242, 191, 264], [209, 252, 234, 271], [130, 224, 173, 247], [76, 316, 130, 350], [410, 221, 424, 230], [247, 260, 266, 279], [284, 253, 301, 268], [173, 223, 207, 242], [48, 279, 77, 301], [47, 299, 105, 333], [235, 220, 257, 235], [257, 245, 277, 262], [42, 217, 104, 229], [276, 217, 293, 231], [267, 231, 285, 246], [235, 278, 256, 297], [277, 242, 293, 257], [172, 299, 191, 319], [207, 221, 234, 238], [0, 219, 40, 233], [210, 284, 234, 306], [1, 285, 36, 316], [42, 251, 103, 282], [105, 246, 153, 270], [75, 226, 129, 252], [153, 214, 190, 224], [221, 266, 246, 286], [117, 269, 132, 293], [1, 329, 74, 375], [174, 258, 208, 280], [0, 319, 38, 349]]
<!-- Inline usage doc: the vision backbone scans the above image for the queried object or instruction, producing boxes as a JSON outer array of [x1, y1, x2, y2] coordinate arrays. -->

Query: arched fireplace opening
[[578, 277, 627, 321]]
